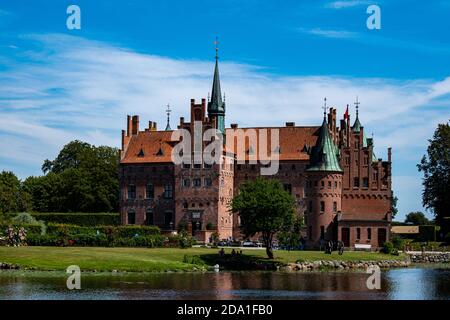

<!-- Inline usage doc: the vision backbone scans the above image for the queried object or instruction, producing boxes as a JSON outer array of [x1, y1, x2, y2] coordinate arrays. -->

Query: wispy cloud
[[325, 0, 372, 9], [297, 27, 358, 39], [0, 33, 448, 219]]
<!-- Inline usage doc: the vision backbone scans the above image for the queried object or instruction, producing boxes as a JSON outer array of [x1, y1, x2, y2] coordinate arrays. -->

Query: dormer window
[[137, 148, 145, 157], [156, 147, 164, 156]]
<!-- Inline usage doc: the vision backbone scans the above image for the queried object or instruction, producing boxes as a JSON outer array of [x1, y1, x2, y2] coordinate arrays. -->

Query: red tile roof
[[120, 126, 320, 164]]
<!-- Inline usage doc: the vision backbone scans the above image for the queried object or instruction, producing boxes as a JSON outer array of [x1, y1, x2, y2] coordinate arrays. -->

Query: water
[[0, 267, 449, 300]]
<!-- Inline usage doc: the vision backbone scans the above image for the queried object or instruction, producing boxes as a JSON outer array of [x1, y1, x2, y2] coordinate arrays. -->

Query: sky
[[0, 0, 449, 221]]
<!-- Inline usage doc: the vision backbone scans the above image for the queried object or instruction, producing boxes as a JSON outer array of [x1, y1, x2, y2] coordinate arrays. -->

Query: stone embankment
[[279, 260, 410, 272], [0, 262, 20, 270], [408, 252, 449, 263]]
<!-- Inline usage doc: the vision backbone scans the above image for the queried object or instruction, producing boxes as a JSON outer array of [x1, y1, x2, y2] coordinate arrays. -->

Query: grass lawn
[[0, 246, 405, 272]]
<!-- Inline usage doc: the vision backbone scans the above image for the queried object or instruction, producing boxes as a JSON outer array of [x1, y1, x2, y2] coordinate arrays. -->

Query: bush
[[183, 254, 204, 265], [29, 212, 120, 226], [391, 235, 404, 250], [10, 212, 46, 235], [381, 241, 394, 254]]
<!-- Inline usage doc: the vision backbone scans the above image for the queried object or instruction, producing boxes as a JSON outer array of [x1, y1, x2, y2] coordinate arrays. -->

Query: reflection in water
[[0, 268, 449, 300]]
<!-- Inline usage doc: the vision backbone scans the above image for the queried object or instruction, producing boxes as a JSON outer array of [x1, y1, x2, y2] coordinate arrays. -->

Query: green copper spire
[[207, 38, 225, 134], [307, 100, 343, 173]]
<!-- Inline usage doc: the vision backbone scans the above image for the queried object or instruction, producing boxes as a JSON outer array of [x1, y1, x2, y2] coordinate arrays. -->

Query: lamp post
[[169, 221, 173, 231]]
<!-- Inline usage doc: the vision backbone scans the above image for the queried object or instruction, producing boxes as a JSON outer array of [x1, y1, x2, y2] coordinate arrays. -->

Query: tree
[[0, 171, 31, 214], [417, 122, 450, 235], [27, 140, 120, 213], [391, 192, 398, 220], [404, 211, 430, 225], [230, 177, 295, 259]]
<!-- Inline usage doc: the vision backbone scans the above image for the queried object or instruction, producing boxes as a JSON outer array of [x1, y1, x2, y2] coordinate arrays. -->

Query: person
[[219, 248, 225, 257], [231, 249, 236, 256], [337, 240, 344, 255], [299, 236, 305, 251]]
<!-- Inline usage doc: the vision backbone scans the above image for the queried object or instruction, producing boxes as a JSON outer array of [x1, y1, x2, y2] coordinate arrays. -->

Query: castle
[[119, 51, 392, 249]]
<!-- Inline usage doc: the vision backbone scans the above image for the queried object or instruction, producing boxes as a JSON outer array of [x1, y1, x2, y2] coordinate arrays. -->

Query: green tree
[[404, 211, 430, 226], [391, 192, 398, 220], [230, 177, 295, 259], [27, 140, 120, 213], [0, 171, 31, 214], [417, 122, 450, 234]]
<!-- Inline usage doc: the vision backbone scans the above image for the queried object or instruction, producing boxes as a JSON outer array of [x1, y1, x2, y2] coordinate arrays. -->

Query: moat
[[0, 267, 449, 300]]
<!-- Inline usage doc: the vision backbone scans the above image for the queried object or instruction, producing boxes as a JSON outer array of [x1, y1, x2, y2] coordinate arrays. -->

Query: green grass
[[0, 246, 405, 272]]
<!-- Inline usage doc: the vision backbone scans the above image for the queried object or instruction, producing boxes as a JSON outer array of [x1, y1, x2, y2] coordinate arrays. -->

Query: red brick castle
[[119, 51, 392, 249]]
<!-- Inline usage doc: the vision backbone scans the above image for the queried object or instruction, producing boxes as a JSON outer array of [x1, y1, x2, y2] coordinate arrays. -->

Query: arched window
[[127, 184, 136, 199]]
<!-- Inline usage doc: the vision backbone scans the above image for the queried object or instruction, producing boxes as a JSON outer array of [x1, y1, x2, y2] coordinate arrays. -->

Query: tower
[[207, 38, 225, 135], [305, 98, 344, 247]]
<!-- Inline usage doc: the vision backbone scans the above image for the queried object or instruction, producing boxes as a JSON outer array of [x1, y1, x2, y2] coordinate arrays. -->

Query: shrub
[[391, 235, 404, 250], [11, 212, 46, 235], [183, 254, 204, 265], [29, 213, 120, 226], [381, 241, 394, 254]]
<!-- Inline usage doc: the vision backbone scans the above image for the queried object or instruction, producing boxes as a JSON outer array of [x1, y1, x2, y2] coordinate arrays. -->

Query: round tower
[[305, 113, 343, 248]]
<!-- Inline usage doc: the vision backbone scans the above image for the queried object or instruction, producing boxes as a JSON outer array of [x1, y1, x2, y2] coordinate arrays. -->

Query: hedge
[[28, 213, 121, 226]]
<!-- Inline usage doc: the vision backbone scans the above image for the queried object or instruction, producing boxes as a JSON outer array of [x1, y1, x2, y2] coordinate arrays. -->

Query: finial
[[322, 97, 328, 119], [223, 92, 226, 102], [214, 36, 219, 60], [207, 92, 210, 102], [354, 96, 360, 117], [165, 103, 172, 130]]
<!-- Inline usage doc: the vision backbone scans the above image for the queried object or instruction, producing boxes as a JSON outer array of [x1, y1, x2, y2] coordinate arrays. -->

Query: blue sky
[[0, 0, 449, 221]]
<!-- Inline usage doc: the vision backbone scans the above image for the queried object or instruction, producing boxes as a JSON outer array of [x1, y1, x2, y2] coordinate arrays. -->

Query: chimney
[[388, 147, 392, 162], [131, 115, 139, 135], [231, 123, 238, 129], [285, 122, 295, 127], [127, 115, 132, 136], [121, 129, 125, 150]]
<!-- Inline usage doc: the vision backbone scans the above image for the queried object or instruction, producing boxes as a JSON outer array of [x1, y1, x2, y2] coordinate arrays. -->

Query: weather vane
[[165, 103, 172, 131], [323, 97, 328, 118], [354, 96, 360, 116], [214, 37, 219, 59]]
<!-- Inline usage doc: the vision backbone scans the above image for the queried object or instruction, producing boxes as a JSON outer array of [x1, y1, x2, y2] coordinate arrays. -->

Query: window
[[333, 201, 337, 213], [334, 181, 338, 188], [204, 163, 212, 169], [328, 181, 332, 188], [291, 164, 296, 170], [204, 178, 212, 187], [193, 178, 201, 187], [237, 164, 241, 171], [193, 163, 201, 169], [321, 181, 325, 188], [127, 210, 136, 225], [353, 177, 360, 188], [362, 177, 369, 188], [183, 163, 191, 169], [183, 202, 188, 209], [127, 184, 136, 199], [164, 184, 173, 199], [145, 208, 153, 225], [320, 226, 325, 240], [320, 201, 325, 212], [146, 183, 154, 199], [356, 228, 361, 240], [283, 184, 292, 194], [367, 228, 372, 240], [164, 211, 173, 228], [183, 179, 190, 187]]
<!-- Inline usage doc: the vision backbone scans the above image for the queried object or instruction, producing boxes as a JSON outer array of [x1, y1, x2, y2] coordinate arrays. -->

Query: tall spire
[[306, 99, 343, 173], [165, 103, 171, 131], [207, 37, 225, 134], [352, 96, 362, 133]]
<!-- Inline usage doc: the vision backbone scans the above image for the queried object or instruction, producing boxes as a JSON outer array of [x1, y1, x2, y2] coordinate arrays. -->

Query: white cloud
[[297, 27, 358, 39], [0, 33, 448, 219], [325, 1, 372, 9]]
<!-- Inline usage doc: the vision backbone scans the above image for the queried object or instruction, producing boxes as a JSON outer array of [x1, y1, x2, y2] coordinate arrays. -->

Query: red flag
[[344, 105, 349, 120]]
